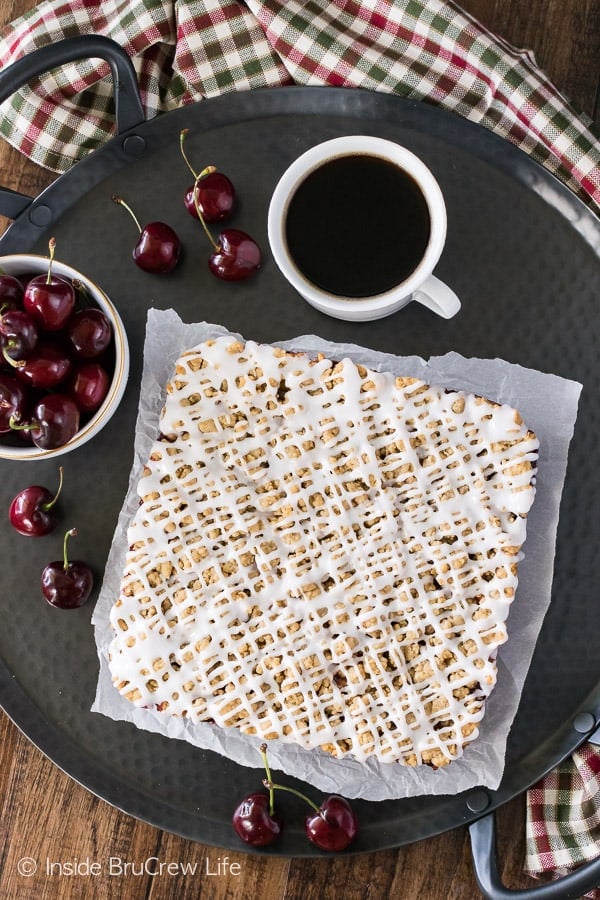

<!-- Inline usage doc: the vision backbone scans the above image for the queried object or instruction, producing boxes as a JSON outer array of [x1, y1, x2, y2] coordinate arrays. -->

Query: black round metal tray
[[1, 37, 599, 859]]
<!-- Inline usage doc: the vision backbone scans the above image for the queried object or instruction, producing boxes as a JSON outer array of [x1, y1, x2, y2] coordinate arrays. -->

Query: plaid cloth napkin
[[0, 0, 598, 209], [1, 0, 599, 889], [526, 742, 600, 897]]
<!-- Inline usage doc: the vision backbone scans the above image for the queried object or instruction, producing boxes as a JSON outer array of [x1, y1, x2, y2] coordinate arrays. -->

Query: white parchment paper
[[91, 308, 582, 799]]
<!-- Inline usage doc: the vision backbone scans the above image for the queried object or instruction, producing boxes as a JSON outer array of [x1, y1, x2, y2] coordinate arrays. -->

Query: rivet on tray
[[28, 204, 52, 227], [573, 712, 596, 734], [466, 789, 490, 813], [122, 135, 146, 157]]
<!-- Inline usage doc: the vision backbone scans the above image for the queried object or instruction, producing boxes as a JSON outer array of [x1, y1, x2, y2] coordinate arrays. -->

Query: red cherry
[[208, 229, 261, 281], [185, 171, 235, 223], [65, 308, 112, 359], [232, 793, 283, 847], [0, 309, 39, 360], [304, 796, 359, 852], [0, 372, 28, 432], [41, 528, 93, 609], [0, 273, 24, 306], [179, 129, 235, 223], [23, 238, 75, 330], [112, 196, 180, 274], [9, 466, 63, 536], [12, 394, 80, 450], [133, 221, 181, 274], [67, 362, 110, 413], [11, 340, 71, 390]]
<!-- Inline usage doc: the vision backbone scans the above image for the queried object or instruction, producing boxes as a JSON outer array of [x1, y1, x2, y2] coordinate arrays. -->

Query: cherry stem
[[63, 527, 77, 571], [259, 742, 321, 814], [47, 237, 56, 285], [72, 278, 91, 301], [8, 414, 34, 432], [112, 195, 142, 234], [43, 466, 64, 512], [179, 129, 217, 184], [2, 345, 25, 368], [259, 743, 276, 817], [199, 165, 217, 180], [262, 780, 321, 814], [192, 173, 220, 252], [179, 129, 198, 179]]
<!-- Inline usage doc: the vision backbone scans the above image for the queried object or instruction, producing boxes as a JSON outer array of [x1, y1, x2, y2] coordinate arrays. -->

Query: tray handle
[[0, 35, 145, 219], [469, 811, 600, 899]]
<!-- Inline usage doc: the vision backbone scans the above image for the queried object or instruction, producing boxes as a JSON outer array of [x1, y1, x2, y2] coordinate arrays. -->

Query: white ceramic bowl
[[0, 254, 129, 460]]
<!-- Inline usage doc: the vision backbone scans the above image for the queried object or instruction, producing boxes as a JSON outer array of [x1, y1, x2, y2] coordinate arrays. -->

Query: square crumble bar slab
[[108, 337, 538, 769]]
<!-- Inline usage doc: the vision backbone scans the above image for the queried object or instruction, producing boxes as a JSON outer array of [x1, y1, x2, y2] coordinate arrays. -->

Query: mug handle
[[413, 274, 461, 319]]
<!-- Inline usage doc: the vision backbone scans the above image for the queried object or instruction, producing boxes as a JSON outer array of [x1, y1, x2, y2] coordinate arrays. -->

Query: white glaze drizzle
[[108, 338, 538, 767]]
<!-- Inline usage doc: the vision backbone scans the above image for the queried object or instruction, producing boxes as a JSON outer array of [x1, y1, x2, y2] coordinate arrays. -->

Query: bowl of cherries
[[0, 241, 129, 460]]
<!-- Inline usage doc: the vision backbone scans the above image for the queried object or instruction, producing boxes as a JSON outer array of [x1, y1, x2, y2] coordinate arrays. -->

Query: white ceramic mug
[[268, 135, 460, 322]]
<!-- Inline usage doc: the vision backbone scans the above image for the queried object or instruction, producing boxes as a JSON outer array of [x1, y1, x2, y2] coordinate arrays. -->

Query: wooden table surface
[[0, 1, 598, 898]]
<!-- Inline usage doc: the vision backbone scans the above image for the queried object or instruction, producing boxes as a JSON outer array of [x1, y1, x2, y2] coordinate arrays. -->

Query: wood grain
[[0, 1, 597, 898], [459, 0, 600, 125]]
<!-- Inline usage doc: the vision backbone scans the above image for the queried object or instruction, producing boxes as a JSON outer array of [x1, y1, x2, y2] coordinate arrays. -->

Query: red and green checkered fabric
[[0, 0, 598, 209], [525, 742, 600, 896]]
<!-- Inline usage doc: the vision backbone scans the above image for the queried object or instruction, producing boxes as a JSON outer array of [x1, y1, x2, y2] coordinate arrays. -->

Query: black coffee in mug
[[284, 153, 431, 298]]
